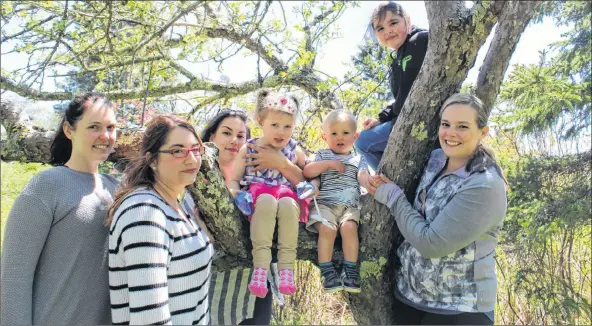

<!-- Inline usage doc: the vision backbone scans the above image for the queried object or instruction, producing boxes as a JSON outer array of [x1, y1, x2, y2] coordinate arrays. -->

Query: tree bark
[[1, 98, 55, 163], [0, 2, 540, 324]]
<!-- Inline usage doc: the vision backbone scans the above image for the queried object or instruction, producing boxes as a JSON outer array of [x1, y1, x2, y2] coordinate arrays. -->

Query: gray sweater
[[374, 149, 507, 317], [1, 166, 119, 325]]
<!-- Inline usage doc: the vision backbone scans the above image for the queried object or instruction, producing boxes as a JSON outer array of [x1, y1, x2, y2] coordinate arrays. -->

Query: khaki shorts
[[306, 202, 360, 233]]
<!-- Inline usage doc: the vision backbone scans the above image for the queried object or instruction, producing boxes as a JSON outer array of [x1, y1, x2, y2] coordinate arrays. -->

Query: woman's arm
[[374, 175, 506, 259], [116, 207, 172, 325], [228, 145, 248, 198], [0, 192, 53, 325], [244, 143, 304, 185]]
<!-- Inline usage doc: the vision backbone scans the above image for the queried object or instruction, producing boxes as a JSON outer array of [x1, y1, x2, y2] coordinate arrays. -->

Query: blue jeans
[[354, 120, 393, 171]]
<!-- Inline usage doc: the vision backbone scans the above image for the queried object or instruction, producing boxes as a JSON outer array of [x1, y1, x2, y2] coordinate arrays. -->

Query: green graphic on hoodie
[[402, 55, 412, 72]]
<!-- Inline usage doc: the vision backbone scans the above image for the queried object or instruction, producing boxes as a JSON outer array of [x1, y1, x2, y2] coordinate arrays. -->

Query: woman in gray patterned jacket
[[372, 93, 507, 325]]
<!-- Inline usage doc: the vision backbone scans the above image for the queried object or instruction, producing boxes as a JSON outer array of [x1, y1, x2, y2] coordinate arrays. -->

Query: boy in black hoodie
[[354, 2, 428, 171]]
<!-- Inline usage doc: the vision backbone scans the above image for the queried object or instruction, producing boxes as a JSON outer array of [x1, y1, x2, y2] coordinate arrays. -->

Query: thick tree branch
[[0, 97, 54, 162], [475, 0, 542, 111], [1, 74, 284, 102]]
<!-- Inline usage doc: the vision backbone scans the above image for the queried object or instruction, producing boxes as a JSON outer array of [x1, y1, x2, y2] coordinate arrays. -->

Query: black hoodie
[[378, 27, 429, 123]]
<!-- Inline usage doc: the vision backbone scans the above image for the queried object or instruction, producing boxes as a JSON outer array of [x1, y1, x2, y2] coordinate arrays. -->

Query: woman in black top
[[354, 1, 429, 171]]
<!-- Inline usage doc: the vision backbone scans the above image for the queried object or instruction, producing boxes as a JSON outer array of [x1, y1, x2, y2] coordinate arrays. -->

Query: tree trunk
[[0, 2, 539, 324], [346, 1, 537, 324]]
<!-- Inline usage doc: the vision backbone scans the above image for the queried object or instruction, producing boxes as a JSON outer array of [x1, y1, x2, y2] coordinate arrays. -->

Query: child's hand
[[362, 118, 380, 130], [360, 173, 377, 195], [305, 187, 320, 199], [327, 160, 346, 174]]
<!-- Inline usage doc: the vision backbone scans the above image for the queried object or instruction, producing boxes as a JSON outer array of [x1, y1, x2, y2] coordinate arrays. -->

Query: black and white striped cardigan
[[109, 188, 213, 325]]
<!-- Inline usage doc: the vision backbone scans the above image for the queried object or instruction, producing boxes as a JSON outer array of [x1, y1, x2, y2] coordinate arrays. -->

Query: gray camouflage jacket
[[375, 149, 507, 314]]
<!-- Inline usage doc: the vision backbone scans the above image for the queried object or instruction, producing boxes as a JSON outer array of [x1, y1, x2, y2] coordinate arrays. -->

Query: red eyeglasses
[[157, 135, 206, 158]]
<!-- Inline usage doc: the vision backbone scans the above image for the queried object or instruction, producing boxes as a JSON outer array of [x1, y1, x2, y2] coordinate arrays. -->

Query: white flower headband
[[261, 92, 298, 115]]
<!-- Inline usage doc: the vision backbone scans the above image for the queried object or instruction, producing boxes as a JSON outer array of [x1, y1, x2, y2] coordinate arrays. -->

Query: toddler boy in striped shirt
[[303, 110, 372, 293]]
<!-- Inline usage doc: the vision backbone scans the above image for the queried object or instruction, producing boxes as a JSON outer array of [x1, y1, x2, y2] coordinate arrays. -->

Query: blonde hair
[[323, 109, 357, 131]]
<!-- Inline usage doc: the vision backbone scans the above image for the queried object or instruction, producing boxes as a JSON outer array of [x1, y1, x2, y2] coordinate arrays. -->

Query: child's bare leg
[[315, 223, 337, 263]]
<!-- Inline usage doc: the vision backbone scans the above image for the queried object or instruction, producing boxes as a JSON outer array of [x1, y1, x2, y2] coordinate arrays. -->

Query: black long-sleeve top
[[378, 28, 429, 123]]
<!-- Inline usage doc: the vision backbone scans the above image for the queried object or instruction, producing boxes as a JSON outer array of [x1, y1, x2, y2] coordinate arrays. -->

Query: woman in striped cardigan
[[107, 114, 214, 325]]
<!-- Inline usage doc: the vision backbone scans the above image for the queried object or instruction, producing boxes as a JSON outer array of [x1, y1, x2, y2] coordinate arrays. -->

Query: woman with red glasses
[[106, 114, 214, 325]]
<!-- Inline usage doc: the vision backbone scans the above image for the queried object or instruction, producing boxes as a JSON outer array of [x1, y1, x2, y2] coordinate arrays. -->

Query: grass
[[272, 260, 356, 325], [1, 160, 51, 250]]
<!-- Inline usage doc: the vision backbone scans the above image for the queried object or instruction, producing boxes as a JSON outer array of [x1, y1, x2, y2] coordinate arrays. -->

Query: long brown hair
[[439, 93, 507, 184], [106, 114, 200, 226]]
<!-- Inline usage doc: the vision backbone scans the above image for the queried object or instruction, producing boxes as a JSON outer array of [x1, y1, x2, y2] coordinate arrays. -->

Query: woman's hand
[[377, 174, 392, 185], [372, 174, 403, 206], [362, 118, 380, 130], [368, 175, 384, 191], [245, 143, 287, 172], [366, 174, 394, 196]]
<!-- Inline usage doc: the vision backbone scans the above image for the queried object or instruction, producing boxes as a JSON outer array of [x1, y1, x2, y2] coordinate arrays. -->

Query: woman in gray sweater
[[1, 93, 119, 325], [372, 94, 507, 325]]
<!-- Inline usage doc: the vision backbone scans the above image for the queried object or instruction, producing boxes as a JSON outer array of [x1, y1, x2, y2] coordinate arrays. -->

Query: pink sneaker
[[248, 267, 268, 298], [278, 269, 297, 295]]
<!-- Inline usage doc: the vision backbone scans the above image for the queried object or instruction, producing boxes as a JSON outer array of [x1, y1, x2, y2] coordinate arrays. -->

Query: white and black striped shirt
[[313, 149, 368, 207], [109, 188, 213, 325]]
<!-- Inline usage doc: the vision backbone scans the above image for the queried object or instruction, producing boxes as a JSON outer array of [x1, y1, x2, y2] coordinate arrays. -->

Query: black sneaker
[[321, 269, 343, 293], [341, 268, 361, 293]]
